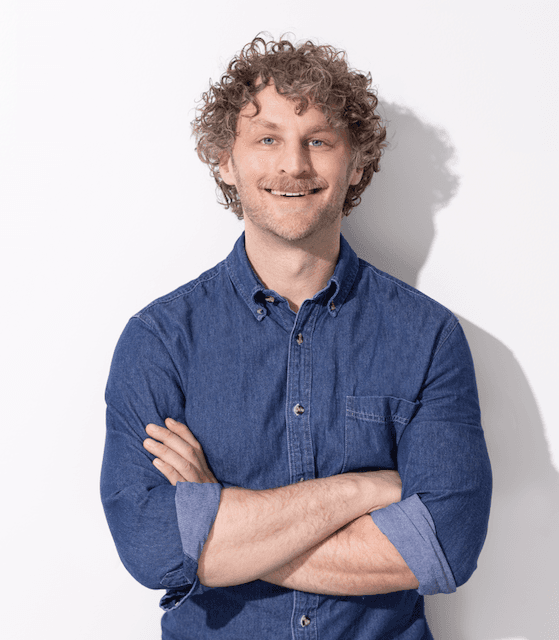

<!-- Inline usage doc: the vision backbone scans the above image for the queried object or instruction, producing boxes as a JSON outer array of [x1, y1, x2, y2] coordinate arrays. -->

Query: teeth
[[270, 190, 305, 197], [269, 189, 319, 197]]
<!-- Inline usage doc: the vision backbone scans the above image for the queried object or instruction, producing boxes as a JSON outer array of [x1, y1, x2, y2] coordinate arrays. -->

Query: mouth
[[265, 188, 322, 197]]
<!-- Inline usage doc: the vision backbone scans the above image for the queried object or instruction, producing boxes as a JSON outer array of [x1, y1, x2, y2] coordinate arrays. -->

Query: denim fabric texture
[[101, 233, 492, 639]]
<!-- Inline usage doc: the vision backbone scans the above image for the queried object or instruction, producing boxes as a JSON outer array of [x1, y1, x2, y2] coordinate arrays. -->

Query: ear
[[219, 152, 237, 187], [349, 165, 364, 186]]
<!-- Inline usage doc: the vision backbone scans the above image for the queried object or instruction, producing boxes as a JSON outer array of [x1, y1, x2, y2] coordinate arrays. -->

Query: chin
[[260, 215, 340, 243], [241, 191, 344, 243]]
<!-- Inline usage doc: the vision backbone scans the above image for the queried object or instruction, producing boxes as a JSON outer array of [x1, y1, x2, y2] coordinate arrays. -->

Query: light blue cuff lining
[[175, 481, 222, 563], [371, 494, 457, 595]]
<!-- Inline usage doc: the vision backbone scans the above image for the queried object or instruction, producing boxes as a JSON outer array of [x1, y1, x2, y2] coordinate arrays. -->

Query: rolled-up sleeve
[[100, 316, 222, 609], [374, 319, 492, 593], [372, 494, 456, 595]]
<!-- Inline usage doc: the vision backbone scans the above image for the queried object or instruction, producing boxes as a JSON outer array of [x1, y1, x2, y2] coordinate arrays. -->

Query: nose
[[278, 141, 312, 177]]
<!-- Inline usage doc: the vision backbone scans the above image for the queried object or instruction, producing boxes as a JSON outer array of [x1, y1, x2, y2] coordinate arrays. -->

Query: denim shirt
[[101, 233, 492, 640]]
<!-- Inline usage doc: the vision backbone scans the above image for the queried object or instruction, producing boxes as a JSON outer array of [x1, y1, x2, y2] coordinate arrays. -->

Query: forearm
[[197, 473, 395, 588], [262, 513, 419, 596]]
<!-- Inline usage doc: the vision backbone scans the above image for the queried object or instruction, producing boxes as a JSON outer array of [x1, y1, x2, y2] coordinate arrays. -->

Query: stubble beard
[[231, 165, 351, 243]]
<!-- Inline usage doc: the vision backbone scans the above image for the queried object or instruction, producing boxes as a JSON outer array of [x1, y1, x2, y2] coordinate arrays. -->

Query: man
[[101, 35, 492, 639]]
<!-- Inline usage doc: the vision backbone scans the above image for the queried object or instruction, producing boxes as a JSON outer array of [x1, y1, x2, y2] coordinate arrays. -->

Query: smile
[[265, 188, 322, 197]]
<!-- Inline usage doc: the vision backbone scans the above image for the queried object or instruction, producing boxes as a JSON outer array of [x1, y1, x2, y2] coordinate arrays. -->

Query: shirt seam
[[136, 264, 224, 316], [347, 410, 411, 425], [127, 315, 186, 391], [432, 317, 460, 358], [359, 260, 455, 317]]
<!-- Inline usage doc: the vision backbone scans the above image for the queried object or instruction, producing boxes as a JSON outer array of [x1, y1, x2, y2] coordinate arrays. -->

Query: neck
[[244, 223, 341, 313]]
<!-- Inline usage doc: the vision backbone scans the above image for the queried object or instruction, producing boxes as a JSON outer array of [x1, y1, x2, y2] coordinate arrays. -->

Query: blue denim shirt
[[101, 233, 492, 639]]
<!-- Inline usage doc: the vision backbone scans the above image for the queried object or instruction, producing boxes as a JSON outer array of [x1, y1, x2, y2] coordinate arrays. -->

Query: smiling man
[[101, 36, 492, 639], [220, 82, 362, 246]]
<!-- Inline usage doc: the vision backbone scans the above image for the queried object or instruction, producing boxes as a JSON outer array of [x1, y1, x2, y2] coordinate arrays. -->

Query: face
[[219, 83, 363, 244]]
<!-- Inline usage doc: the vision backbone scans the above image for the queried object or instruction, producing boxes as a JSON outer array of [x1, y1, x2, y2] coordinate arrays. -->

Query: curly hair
[[192, 35, 387, 219]]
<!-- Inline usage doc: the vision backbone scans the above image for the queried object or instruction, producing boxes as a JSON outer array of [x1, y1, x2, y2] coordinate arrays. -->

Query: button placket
[[292, 591, 319, 639], [287, 309, 320, 639]]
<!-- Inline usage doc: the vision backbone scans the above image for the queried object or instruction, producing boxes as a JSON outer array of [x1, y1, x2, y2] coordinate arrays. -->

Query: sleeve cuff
[[371, 494, 457, 595], [175, 481, 222, 561], [158, 481, 222, 611]]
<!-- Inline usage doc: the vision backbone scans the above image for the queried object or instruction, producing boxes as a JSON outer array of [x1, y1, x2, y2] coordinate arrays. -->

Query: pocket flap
[[346, 396, 419, 426]]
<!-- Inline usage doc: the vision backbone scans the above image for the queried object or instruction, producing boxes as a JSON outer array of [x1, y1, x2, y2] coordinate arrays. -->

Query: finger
[[152, 457, 185, 486], [164, 419, 215, 478], [164, 418, 202, 449], [143, 437, 196, 478], [145, 423, 218, 483], [145, 423, 200, 461], [153, 454, 209, 484]]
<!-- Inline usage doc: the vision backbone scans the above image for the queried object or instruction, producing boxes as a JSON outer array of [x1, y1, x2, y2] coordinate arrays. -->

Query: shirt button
[[265, 296, 275, 303], [330, 301, 336, 311], [293, 404, 305, 416], [300, 615, 311, 627], [256, 308, 264, 315], [296, 332, 303, 345]]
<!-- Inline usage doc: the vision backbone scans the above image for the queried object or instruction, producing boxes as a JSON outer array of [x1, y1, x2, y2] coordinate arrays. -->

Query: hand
[[143, 418, 218, 486]]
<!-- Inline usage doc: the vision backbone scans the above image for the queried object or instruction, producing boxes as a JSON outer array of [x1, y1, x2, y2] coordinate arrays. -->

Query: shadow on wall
[[342, 101, 459, 288], [342, 101, 559, 640]]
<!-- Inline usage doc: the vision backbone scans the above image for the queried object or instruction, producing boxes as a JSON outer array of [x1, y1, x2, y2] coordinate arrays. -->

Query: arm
[[101, 317, 219, 601], [144, 420, 404, 588], [262, 514, 419, 595], [382, 320, 492, 589], [199, 473, 402, 587]]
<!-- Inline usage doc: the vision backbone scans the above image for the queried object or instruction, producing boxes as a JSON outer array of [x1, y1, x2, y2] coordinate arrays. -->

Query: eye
[[261, 137, 275, 145], [309, 139, 324, 147]]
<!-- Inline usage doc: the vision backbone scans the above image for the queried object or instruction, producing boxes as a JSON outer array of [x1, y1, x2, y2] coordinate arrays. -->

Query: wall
[[2, 1, 557, 638]]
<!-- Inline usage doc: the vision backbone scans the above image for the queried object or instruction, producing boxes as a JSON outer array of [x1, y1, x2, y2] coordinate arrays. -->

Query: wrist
[[342, 470, 402, 513]]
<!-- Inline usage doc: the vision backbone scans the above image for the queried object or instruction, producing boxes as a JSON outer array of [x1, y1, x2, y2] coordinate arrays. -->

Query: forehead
[[238, 83, 341, 134]]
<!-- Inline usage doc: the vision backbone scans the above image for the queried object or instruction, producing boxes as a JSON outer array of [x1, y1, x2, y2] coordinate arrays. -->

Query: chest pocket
[[341, 396, 420, 473]]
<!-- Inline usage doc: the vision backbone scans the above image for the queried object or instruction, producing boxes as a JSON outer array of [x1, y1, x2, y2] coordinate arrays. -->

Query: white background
[[1, 1, 558, 638]]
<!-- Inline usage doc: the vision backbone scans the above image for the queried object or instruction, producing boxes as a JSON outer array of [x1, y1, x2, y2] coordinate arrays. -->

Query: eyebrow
[[249, 118, 281, 131]]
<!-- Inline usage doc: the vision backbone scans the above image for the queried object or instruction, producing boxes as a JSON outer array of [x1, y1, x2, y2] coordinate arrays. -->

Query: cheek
[[235, 150, 262, 176]]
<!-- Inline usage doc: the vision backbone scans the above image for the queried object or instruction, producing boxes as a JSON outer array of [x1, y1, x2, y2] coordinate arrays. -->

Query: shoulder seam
[[135, 264, 223, 317], [433, 317, 460, 358], [359, 260, 454, 317], [125, 316, 184, 383]]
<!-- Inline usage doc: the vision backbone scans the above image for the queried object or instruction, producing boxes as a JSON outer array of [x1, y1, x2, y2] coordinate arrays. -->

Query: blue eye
[[261, 137, 275, 145], [309, 140, 324, 147]]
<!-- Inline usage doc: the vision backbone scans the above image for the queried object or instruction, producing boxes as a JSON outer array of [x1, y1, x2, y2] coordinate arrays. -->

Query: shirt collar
[[226, 232, 360, 321]]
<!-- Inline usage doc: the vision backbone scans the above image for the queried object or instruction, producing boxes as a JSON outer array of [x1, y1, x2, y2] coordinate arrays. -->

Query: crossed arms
[[143, 418, 419, 595], [101, 316, 491, 600]]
